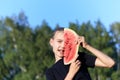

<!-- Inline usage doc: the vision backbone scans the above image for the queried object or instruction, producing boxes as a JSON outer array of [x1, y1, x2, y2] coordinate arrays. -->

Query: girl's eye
[[58, 40, 62, 43]]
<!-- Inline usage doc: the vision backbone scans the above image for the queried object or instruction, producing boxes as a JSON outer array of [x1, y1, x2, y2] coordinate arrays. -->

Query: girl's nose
[[61, 42, 64, 48]]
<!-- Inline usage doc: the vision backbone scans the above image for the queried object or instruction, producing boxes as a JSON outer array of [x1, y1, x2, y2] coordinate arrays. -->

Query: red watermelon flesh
[[64, 28, 79, 65]]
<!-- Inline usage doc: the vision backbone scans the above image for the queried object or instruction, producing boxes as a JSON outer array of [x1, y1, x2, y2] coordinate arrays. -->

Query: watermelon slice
[[63, 28, 79, 65]]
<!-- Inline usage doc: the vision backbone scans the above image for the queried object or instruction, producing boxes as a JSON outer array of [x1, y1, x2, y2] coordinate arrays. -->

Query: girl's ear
[[49, 38, 53, 46]]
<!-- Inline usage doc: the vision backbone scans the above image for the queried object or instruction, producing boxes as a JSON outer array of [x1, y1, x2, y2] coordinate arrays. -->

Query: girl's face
[[50, 31, 64, 60]]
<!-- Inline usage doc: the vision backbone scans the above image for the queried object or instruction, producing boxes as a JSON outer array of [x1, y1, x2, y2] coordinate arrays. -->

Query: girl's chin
[[55, 51, 64, 57], [59, 54, 64, 57], [58, 53, 64, 57]]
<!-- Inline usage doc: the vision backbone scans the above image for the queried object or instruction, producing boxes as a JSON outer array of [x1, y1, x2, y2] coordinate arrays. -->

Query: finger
[[75, 60, 79, 63], [75, 60, 81, 65], [75, 37, 81, 44], [78, 37, 83, 43], [75, 40, 78, 44]]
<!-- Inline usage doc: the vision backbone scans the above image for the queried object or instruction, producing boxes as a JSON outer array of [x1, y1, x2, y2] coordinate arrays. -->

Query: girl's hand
[[69, 60, 81, 74], [77, 36, 88, 48], [65, 60, 81, 80]]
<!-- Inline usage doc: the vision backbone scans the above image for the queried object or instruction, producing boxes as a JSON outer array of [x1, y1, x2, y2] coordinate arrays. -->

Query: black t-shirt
[[46, 52, 97, 80]]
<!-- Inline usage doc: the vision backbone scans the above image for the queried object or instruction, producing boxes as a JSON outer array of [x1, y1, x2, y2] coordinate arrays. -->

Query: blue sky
[[0, 0, 120, 30]]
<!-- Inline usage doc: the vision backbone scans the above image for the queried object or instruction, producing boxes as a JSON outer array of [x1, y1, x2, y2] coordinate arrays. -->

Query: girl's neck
[[55, 57, 62, 63]]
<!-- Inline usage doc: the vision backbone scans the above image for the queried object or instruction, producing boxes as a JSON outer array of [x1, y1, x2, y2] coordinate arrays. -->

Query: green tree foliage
[[111, 70, 120, 80], [0, 20, 12, 80], [110, 22, 120, 79], [0, 12, 119, 80]]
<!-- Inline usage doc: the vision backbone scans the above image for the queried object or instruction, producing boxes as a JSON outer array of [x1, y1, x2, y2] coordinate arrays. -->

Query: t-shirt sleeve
[[78, 52, 97, 68], [45, 68, 56, 80]]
